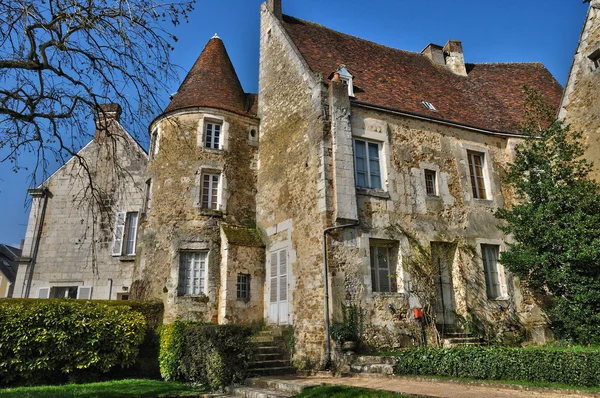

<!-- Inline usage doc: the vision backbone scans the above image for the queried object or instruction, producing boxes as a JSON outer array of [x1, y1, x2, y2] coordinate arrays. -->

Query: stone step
[[231, 386, 293, 398], [354, 355, 397, 365], [255, 352, 285, 361], [251, 335, 277, 343], [249, 367, 297, 377], [350, 363, 395, 375], [250, 360, 290, 369], [246, 377, 314, 395]]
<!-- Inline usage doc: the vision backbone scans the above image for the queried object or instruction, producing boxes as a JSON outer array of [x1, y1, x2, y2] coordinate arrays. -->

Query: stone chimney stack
[[267, 0, 282, 20], [443, 40, 467, 76], [94, 103, 122, 141], [421, 43, 445, 66]]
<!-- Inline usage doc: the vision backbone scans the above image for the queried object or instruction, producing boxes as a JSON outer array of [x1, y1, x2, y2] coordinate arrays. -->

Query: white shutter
[[77, 286, 92, 300], [279, 249, 287, 301], [38, 287, 50, 299], [270, 252, 278, 303], [112, 212, 126, 256]]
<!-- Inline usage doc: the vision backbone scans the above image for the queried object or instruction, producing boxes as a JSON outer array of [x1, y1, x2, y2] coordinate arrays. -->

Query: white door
[[268, 248, 289, 325]]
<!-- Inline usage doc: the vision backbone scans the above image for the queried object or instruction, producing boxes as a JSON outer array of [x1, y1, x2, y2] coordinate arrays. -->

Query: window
[[205, 122, 222, 149], [336, 65, 354, 97], [237, 273, 250, 301], [467, 151, 487, 199], [38, 287, 50, 299], [112, 212, 138, 256], [589, 51, 600, 70], [354, 139, 382, 189], [481, 244, 503, 299], [201, 173, 220, 210], [150, 128, 159, 158], [144, 179, 152, 214], [424, 169, 437, 196], [421, 101, 437, 111], [50, 286, 77, 298], [178, 251, 207, 295], [370, 243, 397, 293], [117, 293, 130, 300]]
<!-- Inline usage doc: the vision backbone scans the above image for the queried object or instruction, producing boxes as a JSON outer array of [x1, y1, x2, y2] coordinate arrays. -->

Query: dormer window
[[421, 101, 437, 112], [336, 65, 355, 97]]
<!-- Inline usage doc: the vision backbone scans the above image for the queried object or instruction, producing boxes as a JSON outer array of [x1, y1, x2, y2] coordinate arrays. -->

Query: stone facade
[[13, 107, 147, 300]]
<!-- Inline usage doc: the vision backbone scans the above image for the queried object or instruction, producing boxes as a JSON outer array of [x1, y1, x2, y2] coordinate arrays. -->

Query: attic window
[[336, 64, 355, 97], [421, 101, 437, 112]]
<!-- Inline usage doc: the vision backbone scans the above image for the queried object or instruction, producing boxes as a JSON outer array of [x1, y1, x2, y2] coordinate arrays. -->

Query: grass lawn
[[296, 385, 410, 398], [0, 379, 203, 398]]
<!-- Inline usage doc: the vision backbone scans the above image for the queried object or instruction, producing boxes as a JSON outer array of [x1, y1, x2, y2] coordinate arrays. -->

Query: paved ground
[[268, 375, 600, 398]]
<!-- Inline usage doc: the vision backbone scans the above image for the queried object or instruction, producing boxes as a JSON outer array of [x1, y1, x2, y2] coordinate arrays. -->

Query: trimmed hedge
[[394, 346, 600, 386], [159, 322, 254, 389], [0, 299, 147, 386]]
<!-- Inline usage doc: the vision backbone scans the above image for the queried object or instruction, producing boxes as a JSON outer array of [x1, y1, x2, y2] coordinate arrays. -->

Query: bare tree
[[0, 0, 194, 186]]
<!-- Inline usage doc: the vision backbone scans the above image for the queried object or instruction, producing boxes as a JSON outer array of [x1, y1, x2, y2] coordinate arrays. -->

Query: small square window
[[424, 169, 437, 196], [354, 139, 383, 189], [205, 122, 222, 149], [589, 51, 600, 70], [237, 274, 250, 301], [467, 151, 487, 200], [201, 173, 220, 210]]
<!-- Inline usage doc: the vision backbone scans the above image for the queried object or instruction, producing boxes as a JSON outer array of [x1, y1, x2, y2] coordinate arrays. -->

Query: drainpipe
[[107, 279, 113, 300], [322, 221, 359, 369], [24, 187, 49, 298]]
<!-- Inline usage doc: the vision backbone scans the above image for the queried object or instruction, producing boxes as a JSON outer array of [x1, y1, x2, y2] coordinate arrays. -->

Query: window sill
[[472, 198, 494, 206], [118, 255, 136, 262], [177, 294, 210, 303], [203, 147, 224, 154], [356, 187, 390, 200], [372, 291, 405, 297], [199, 209, 224, 217]]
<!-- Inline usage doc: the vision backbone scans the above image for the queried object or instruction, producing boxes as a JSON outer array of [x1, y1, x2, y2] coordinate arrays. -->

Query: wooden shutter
[[38, 287, 50, 299], [270, 252, 278, 303], [77, 286, 92, 300], [279, 249, 287, 301], [112, 212, 126, 256]]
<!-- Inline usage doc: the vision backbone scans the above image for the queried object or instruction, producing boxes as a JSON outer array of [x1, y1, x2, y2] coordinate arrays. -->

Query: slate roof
[[281, 15, 563, 134], [0, 244, 21, 283], [164, 36, 257, 117]]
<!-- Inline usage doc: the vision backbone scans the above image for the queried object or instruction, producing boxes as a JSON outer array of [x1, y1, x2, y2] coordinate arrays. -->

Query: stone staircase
[[231, 377, 318, 398], [439, 329, 484, 348], [248, 329, 296, 377], [348, 355, 396, 376]]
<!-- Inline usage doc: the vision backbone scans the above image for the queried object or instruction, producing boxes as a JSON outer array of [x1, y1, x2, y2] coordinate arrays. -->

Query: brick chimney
[[421, 43, 445, 66], [443, 40, 467, 76], [267, 0, 282, 20], [94, 103, 122, 141]]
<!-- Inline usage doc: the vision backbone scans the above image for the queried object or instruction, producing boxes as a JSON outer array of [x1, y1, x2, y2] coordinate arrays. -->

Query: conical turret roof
[[164, 36, 250, 115]]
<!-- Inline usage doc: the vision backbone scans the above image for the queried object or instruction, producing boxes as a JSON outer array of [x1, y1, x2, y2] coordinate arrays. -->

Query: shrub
[[394, 346, 600, 386], [0, 299, 146, 386], [159, 322, 254, 390]]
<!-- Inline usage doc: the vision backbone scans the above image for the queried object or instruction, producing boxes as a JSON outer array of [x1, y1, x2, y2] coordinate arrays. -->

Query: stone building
[[13, 105, 147, 300], [560, 0, 600, 180], [15, 0, 567, 369]]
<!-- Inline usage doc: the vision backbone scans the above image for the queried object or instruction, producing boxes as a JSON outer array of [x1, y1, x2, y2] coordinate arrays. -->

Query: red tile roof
[[164, 37, 256, 116], [282, 15, 563, 134]]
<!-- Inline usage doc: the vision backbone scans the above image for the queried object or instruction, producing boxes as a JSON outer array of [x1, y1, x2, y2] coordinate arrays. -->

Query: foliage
[[0, 0, 194, 186], [495, 88, 600, 344], [331, 303, 364, 344], [0, 379, 204, 398], [159, 322, 254, 390], [0, 299, 146, 387], [394, 346, 600, 386], [295, 385, 410, 398]]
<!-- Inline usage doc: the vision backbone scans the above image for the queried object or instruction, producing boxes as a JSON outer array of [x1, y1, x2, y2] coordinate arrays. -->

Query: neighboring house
[[13, 105, 148, 300], [560, 0, 600, 179], [15, 0, 568, 368], [0, 244, 21, 298]]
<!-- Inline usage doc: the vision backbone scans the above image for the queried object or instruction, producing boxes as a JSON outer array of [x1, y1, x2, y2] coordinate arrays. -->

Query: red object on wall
[[413, 308, 423, 319]]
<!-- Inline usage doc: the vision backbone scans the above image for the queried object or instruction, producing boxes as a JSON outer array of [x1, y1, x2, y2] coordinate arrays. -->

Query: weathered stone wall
[[13, 129, 147, 300], [257, 4, 332, 367], [328, 106, 545, 349], [560, 1, 600, 181], [133, 108, 259, 324]]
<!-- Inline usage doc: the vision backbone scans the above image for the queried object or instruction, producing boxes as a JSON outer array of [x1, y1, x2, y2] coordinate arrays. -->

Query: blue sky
[[0, 0, 590, 247]]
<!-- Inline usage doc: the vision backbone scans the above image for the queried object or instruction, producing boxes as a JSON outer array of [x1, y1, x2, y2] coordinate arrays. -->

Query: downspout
[[107, 279, 113, 300], [323, 221, 359, 369], [24, 187, 49, 298]]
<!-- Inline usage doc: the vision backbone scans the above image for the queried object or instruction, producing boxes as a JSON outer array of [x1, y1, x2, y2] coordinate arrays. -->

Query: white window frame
[[38, 287, 50, 299], [336, 65, 355, 97], [77, 286, 93, 300], [354, 138, 383, 190], [112, 212, 139, 256], [424, 169, 437, 196], [150, 127, 160, 158], [201, 173, 220, 210], [204, 121, 222, 150], [481, 244, 505, 300], [178, 251, 208, 296], [467, 150, 487, 200]]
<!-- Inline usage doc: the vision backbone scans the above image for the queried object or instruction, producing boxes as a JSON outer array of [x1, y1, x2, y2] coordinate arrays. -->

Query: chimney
[[443, 40, 467, 76], [94, 103, 122, 141], [267, 0, 282, 20], [421, 43, 445, 66]]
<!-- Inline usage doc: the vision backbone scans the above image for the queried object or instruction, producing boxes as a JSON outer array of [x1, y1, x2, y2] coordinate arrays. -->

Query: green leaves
[[0, 299, 146, 387], [496, 88, 600, 344]]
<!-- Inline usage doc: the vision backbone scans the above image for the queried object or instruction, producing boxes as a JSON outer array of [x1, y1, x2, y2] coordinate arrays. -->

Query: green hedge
[[0, 299, 147, 386], [394, 346, 600, 386], [159, 322, 254, 389]]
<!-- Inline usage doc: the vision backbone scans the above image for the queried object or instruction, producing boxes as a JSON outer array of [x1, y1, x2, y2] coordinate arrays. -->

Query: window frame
[[237, 273, 251, 302], [467, 150, 487, 200], [112, 212, 139, 256], [178, 251, 208, 296], [204, 121, 222, 150], [481, 244, 504, 300], [369, 241, 398, 293], [424, 169, 437, 196], [201, 173, 220, 210], [354, 138, 383, 190]]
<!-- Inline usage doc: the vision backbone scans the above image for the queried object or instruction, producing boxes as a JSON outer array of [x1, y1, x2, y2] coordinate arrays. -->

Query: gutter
[[24, 187, 49, 298], [322, 221, 359, 369], [352, 100, 528, 139]]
